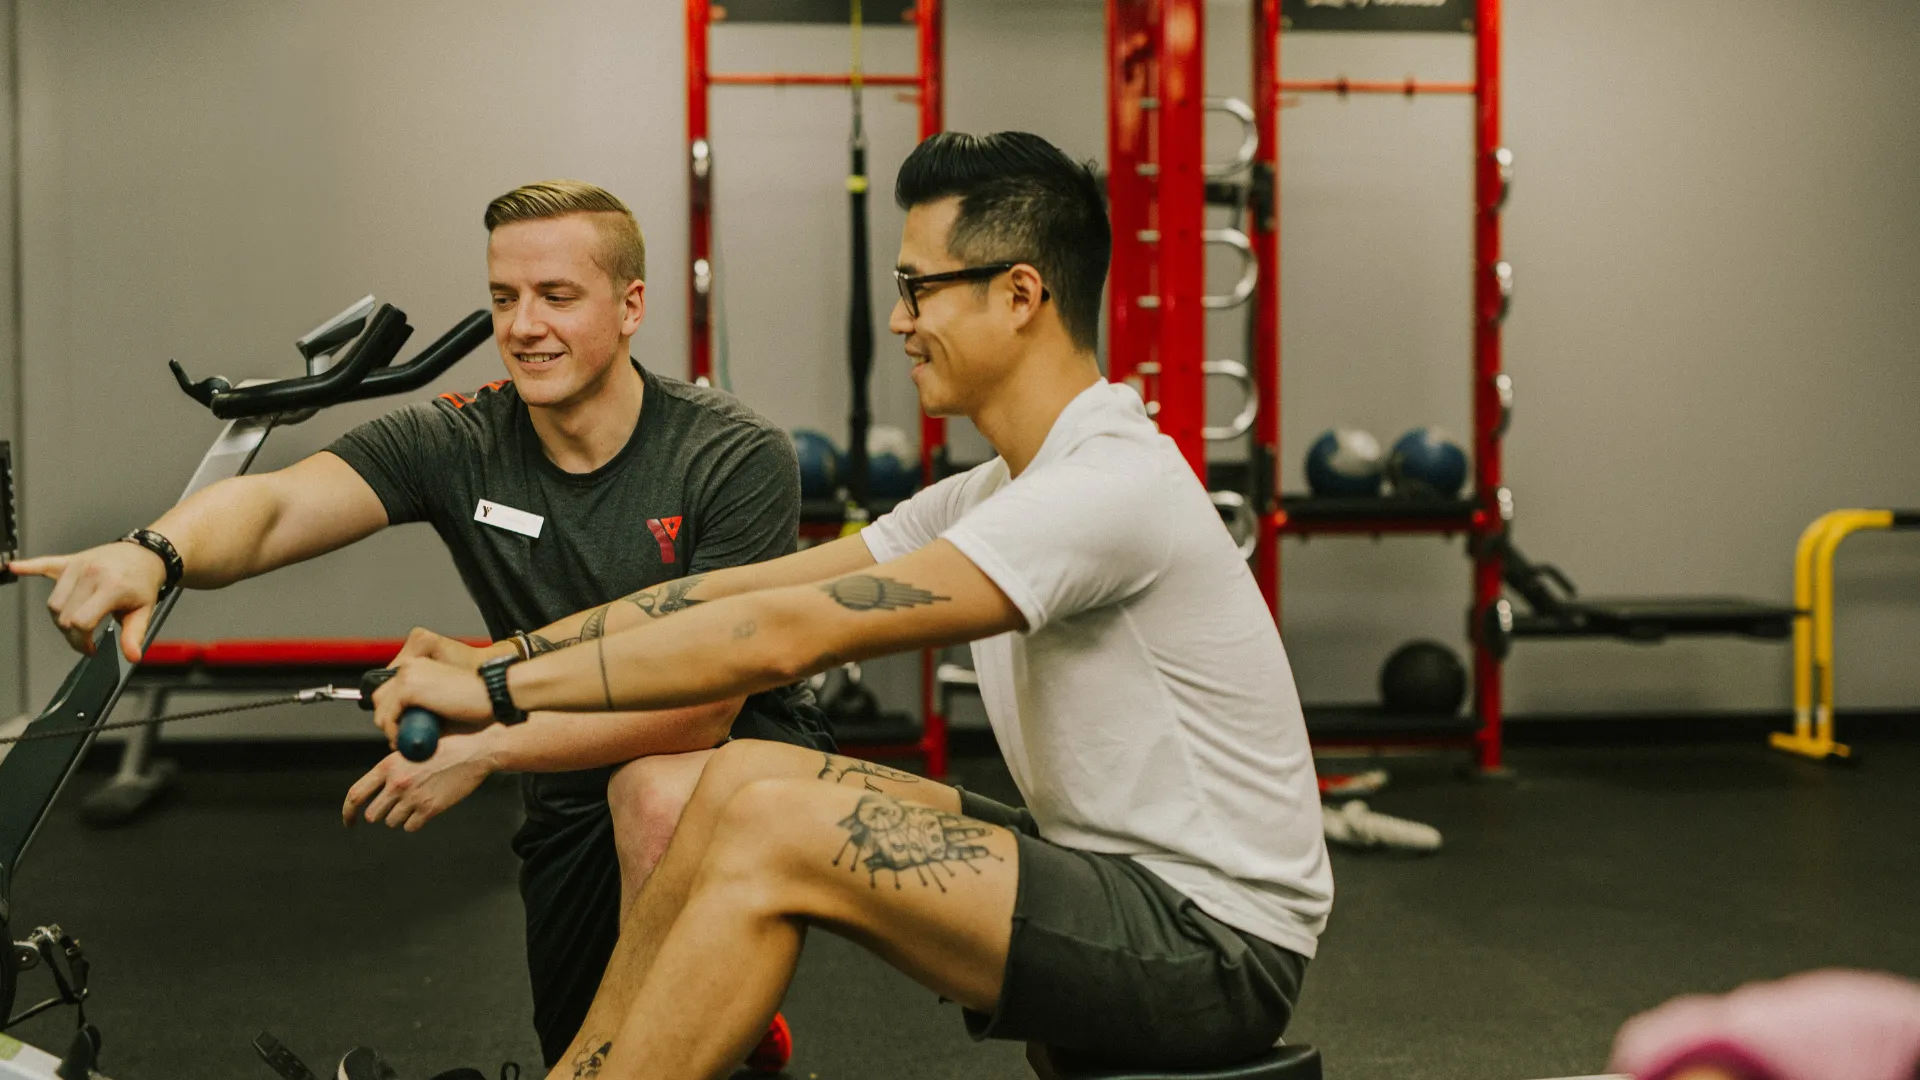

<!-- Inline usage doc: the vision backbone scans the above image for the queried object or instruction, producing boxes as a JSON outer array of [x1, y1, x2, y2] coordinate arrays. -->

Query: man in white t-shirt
[[368, 131, 1332, 1080]]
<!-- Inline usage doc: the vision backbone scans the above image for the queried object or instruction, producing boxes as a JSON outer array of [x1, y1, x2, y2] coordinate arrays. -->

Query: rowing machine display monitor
[[295, 293, 377, 369]]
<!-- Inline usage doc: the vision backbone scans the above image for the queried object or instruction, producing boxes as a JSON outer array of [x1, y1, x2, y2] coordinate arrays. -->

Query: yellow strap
[[839, 499, 871, 538], [851, 0, 864, 92]]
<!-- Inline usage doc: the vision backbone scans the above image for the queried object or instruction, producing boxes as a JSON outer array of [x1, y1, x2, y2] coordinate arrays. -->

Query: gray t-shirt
[[328, 361, 803, 804]]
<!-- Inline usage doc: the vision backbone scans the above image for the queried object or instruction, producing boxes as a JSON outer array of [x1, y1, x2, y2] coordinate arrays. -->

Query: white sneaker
[[1322, 800, 1443, 854], [1320, 768, 1390, 797]]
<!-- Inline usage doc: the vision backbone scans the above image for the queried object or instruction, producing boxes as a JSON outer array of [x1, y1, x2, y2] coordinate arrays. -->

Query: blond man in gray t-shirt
[[10, 181, 819, 1072]]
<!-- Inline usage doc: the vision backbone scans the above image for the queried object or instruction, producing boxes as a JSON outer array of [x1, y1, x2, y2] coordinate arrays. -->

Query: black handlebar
[[340, 311, 493, 403], [170, 306, 493, 420], [171, 304, 410, 419]]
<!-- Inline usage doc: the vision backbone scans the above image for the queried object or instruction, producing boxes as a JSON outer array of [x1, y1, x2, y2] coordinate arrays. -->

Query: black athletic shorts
[[511, 691, 835, 1066], [955, 789, 1309, 1071]]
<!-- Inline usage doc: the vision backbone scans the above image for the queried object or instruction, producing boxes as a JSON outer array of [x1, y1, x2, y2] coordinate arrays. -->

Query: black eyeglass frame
[[893, 262, 1049, 318]]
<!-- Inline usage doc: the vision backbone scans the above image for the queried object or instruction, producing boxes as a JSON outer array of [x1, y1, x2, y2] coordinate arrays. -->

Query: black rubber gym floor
[[7, 738, 1917, 1080]]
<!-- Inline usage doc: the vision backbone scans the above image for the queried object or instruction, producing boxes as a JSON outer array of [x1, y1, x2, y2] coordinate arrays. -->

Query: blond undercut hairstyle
[[484, 179, 647, 286]]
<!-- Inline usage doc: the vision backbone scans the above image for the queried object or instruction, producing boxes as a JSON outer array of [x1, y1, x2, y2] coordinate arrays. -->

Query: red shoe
[[743, 1012, 793, 1075]]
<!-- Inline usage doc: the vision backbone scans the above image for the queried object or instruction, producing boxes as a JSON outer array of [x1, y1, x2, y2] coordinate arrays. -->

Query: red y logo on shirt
[[646, 517, 683, 564]]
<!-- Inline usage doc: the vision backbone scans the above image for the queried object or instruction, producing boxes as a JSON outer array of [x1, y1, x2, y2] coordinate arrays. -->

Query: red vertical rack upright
[[1106, 1, 1155, 392], [1107, 0, 1209, 477], [684, 0, 950, 777], [1468, 0, 1508, 772], [1249, 0, 1282, 613], [911, 0, 949, 780]]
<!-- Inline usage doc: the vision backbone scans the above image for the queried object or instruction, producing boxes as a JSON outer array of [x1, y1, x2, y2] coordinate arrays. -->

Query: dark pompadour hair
[[895, 131, 1110, 351]]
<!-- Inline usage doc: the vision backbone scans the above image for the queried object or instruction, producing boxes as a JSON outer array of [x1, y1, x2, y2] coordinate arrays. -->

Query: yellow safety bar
[[1773, 508, 1919, 760]]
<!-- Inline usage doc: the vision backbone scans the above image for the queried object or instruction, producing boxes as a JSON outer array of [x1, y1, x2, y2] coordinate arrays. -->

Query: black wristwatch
[[120, 528, 184, 591], [478, 654, 529, 726]]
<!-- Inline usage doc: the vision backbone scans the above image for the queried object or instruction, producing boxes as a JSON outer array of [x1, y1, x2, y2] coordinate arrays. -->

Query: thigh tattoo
[[833, 793, 1002, 891], [817, 753, 923, 791]]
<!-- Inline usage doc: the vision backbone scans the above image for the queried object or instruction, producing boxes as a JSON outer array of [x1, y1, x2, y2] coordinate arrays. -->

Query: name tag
[[475, 499, 544, 538]]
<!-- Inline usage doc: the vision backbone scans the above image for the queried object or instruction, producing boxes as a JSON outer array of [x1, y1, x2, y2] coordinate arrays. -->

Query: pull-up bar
[[711, 71, 920, 87], [1280, 77, 1475, 96]]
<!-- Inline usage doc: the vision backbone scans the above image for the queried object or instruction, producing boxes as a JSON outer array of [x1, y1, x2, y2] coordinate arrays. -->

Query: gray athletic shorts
[[955, 788, 1309, 1070]]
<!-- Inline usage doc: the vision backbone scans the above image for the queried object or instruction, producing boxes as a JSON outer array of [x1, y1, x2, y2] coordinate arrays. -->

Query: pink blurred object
[[1609, 969, 1920, 1080]]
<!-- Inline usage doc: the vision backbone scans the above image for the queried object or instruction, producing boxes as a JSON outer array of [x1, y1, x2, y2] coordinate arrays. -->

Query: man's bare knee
[[689, 777, 821, 908], [687, 739, 824, 812], [609, 752, 711, 893]]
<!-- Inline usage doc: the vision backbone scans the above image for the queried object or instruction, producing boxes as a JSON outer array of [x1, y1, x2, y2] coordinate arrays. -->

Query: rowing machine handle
[[395, 709, 442, 763], [358, 667, 442, 762]]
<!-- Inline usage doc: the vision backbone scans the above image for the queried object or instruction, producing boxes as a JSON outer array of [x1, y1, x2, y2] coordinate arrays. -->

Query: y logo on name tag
[[475, 499, 545, 538]]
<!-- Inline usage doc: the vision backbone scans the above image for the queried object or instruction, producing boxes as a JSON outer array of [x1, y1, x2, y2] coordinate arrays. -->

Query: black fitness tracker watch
[[479, 654, 529, 726], [119, 528, 184, 591]]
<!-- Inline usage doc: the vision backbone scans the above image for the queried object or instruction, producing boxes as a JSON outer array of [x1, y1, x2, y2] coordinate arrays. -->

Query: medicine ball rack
[[1105, 0, 1522, 769]]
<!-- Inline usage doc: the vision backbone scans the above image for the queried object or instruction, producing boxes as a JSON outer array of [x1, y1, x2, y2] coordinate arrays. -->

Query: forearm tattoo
[[526, 632, 577, 657], [833, 794, 1001, 891], [571, 1039, 612, 1079], [822, 575, 950, 612], [625, 574, 708, 619], [818, 753, 922, 791], [580, 604, 610, 641], [524, 601, 607, 660], [595, 636, 614, 710]]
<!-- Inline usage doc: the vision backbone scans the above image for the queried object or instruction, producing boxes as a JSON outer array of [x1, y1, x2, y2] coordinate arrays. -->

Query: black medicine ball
[[1379, 640, 1468, 716]]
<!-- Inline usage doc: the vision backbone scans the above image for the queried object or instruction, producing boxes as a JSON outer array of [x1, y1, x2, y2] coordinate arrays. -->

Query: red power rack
[[687, 0, 1511, 774], [1109, 0, 1512, 772], [685, 0, 951, 777]]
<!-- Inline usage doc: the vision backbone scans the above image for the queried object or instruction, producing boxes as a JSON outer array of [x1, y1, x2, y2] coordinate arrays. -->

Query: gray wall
[[9, 0, 1919, 727]]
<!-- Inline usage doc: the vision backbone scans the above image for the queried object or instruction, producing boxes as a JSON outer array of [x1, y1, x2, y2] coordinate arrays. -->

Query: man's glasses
[[893, 262, 1048, 319]]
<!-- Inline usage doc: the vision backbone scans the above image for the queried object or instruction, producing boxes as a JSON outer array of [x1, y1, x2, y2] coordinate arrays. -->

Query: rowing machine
[[0, 298, 479, 1077]]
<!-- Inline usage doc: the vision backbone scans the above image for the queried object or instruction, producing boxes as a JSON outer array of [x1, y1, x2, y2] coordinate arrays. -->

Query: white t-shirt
[[862, 380, 1332, 957]]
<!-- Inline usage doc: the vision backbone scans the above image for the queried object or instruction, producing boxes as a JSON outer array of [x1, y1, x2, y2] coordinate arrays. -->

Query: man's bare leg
[[547, 740, 956, 1079], [585, 772, 1017, 1080], [606, 749, 713, 914]]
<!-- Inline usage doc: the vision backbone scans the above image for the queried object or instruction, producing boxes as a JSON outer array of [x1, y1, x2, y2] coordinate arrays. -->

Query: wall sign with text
[[1281, 0, 1474, 34], [713, 0, 918, 24]]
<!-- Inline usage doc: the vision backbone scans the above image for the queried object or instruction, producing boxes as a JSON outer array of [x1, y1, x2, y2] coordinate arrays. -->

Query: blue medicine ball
[[864, 425, 920, 501], [1305, 428, 1386, 497], [840, 425, 920, 501], [791, 429, 841, 500], [1386, 428, 1469, 498]]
